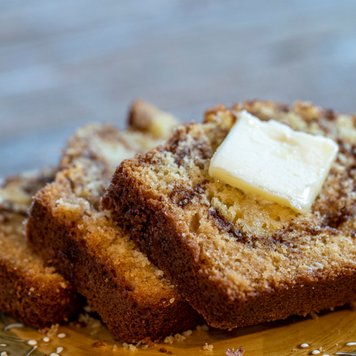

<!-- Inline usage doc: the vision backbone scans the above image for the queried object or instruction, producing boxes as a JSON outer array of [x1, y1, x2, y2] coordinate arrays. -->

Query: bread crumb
[[84, 305, 92, 312], [78, 313, 90, 324], [164, 336, 174, 344], [174, 333, 186, 342], [136, 338, 154, 349], [128, 344, 137, 351], [122, 343, 138, 351], [163, 332, 188, 344], [77, 313, 102, 336], [196, 324, 209, 332], [202, 343, 214, 351], [226, 347, 244, 356], [182, 329, 193, 337]]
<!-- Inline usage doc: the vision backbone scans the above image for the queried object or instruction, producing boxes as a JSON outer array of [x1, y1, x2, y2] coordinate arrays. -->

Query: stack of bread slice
[[103, 100, 355, 330], [1, 100, 200, 342], [27, 100, 199, 342], [2, 99, 355, 344]]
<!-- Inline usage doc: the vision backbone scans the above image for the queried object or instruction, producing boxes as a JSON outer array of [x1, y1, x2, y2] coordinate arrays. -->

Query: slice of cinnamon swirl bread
[[27, 102, 200, 342], [104, 100, 356, 329]]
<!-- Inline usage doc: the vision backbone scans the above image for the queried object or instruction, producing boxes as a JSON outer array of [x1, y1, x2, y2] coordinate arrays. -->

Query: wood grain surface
[[0, 0, 356, 176], [1, 306, 355, 356]]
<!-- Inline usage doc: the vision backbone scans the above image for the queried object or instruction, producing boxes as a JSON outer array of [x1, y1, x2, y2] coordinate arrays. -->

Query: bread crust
[[103, 100, 356, 329]]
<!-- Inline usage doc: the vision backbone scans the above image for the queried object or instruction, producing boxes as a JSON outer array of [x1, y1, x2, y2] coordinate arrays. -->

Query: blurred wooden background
[[1, 0, 356, 176]]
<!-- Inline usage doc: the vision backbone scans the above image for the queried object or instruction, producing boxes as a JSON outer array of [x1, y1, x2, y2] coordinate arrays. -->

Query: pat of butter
[[209, 110, 338, 213]]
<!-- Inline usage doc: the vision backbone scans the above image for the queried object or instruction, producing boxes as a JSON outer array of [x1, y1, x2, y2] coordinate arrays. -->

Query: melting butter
[[209, 110, 338, 213]]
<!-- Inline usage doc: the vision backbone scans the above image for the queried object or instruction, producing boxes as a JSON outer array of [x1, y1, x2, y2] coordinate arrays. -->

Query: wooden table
[[3, 307, 356, 355], [1, 0, 356, 176]]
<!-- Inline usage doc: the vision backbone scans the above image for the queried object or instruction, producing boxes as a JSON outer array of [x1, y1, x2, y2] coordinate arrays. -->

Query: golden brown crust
[[103, 100, 356, 329], [27, 123, 200, 342], [0, 171, 81, 328]]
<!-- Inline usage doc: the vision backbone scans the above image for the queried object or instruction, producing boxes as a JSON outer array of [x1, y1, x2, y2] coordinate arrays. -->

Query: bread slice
[[0, 170, 81, 328], [27, 103, 200, 342], [103, 100, 356, 329]]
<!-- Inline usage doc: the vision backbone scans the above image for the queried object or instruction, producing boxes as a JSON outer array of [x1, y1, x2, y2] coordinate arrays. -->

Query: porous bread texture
[[103, 100, 356, 329], [0, 170, 81, 328], [27, 112, 199, 342]]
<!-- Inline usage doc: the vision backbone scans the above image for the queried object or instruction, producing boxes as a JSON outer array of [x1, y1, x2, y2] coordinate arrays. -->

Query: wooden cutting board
[[0, 307, 355, 356]]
